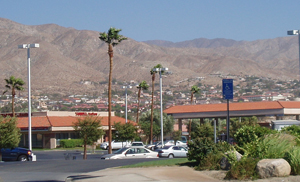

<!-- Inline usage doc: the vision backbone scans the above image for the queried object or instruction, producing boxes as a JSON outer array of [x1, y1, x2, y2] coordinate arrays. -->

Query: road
[[0, 150, 163, 182]]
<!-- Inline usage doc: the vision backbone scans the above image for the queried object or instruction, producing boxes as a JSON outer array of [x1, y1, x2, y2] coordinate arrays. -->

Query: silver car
[[101, 147, 158, 160], [157, 145, 188, 158]]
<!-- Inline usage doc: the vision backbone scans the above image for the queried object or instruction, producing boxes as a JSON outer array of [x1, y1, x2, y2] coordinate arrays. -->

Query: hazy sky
[[1, 0, 300, 42]]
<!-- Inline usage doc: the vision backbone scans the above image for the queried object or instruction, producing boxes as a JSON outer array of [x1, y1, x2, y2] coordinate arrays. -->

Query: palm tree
[[149, 64, 162, 144], [189, 85, 200, 140], [136, 81, 149, 123], [99, 27, 127, 154], [3, 76, 25, 117]]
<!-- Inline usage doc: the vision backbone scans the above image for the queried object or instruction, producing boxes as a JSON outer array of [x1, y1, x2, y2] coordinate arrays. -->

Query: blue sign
[[222, 79, 233, 100]]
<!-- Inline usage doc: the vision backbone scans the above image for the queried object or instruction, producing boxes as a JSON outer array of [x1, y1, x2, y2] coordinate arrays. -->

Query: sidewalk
[[65, 166, 223, 182]]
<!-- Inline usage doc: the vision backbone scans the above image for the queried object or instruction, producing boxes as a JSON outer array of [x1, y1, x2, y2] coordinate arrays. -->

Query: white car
[[101, 146, 158, 160], [176, 141, 188, 148], [158, 145, 188, 158], [131, 141, 145, 147], [154, 140, 175, 150], [100, 140, 131, 150]]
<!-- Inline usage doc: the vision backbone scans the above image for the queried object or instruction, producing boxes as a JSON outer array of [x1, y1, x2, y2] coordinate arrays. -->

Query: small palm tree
[[136, 81, 149, 123], [189, 85, 200, 140], [3, 76, 25, 117], [149, 64, 162, 144], [99, 27, 127, 154], [190, 85, 200, 104]]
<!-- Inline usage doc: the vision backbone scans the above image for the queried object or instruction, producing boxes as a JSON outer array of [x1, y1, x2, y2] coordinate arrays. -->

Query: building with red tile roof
[[164, 101, 300, 134], [12, 111, 136, 149]]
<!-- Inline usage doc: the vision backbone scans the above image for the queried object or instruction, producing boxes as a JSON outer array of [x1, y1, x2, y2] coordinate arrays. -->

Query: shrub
[[225, 157, 259, 180], [60, 139, 83, 148], [191, 123, 215, 139], [281, 125, 300, 137], [237, 133, 296, 159], [284, 146, 300, 175], [187, 137, 215, 163], [197, 152, 224, 170], [281, 125, 300, 146], [234, 125, 276, 147], [196, 141, 231, 170]]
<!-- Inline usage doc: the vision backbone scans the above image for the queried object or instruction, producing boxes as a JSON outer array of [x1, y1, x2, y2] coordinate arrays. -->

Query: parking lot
[[0, 150, 163, 182]]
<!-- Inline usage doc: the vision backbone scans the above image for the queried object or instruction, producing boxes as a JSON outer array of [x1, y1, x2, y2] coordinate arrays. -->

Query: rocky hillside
[[0, 17, 298, 95]]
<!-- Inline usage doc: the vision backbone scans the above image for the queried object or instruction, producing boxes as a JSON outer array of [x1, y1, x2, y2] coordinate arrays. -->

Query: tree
[[149, 64, 163, 144], [172, 130, 182, 144], [139, 110, 175, 142], [188, 85, 200, 141], [112, 122, 138, 143], [3, 76, 25, 117], [136, 81, 149, 123], [0, 117, 21, 161], [99, 27, 127, 154], [73, 116, 104, 159]]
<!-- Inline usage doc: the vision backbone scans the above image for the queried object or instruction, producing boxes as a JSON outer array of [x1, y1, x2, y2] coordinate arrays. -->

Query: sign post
[[222, 79, 233, 143]]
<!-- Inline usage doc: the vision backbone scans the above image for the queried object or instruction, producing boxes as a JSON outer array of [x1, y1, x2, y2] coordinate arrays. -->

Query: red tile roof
[[17, 116, 136, 128], [17, 116, 51, 128], [164, 101, 296, 114]]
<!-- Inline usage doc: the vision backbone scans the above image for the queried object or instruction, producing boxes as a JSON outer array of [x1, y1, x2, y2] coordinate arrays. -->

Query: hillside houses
[[1, 75, 300, 118]]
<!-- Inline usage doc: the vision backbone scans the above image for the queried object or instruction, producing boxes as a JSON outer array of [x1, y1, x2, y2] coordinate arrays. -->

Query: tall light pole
[[122, 85, 132, 123], [153, 67, 168, 147], [287, 30, 300, 79], [18, 43, 39, 151]]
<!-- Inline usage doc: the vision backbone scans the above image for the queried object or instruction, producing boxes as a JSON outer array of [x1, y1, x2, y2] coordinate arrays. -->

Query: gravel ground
[[201, 170, 300, 182]]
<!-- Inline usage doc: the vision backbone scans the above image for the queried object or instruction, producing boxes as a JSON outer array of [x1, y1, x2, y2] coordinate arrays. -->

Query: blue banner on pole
[[222, 79, 233, 100]]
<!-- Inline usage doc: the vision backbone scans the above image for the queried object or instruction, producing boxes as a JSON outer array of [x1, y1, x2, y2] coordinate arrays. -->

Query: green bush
[[281, 125, 300, 145], [60, 139, 83, 148], [225, 157, 259, 180], [191, 123, 215, 139], [237, 133, 296, 159], [187, 137, 215, 163], [281, 125, 300, 137], [197, 152, 223, 170], [234, 125, 276, 147], [284, 146, 300, 175], [195, 141, 231, 170]]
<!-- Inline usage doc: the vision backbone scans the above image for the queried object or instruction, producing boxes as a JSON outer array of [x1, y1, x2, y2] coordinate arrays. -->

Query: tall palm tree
[[136, 81, 149, 123], [99, 27, 127, 154], [3, 76, 25, 117], [189, 85, 200, 140], [149, 64, 163, 144]]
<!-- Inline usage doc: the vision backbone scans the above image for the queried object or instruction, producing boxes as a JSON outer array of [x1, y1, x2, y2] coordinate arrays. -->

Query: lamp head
[[287, 30, 299, 35]]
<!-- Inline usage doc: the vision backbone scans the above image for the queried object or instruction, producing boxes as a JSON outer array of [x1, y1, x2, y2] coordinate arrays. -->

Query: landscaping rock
[[256, 158, 291, 178], [220, 151, 242, 170]]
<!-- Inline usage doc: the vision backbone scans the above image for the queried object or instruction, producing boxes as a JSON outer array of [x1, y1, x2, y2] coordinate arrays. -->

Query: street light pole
[[153, 67, 168, 147], [287, 30, 300, 79], [18, 43, 39, 151], [122, 85, 132, 123]]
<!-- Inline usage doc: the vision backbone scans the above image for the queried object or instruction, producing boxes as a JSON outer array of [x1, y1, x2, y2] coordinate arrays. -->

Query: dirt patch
[[199, 170, 300, 182]]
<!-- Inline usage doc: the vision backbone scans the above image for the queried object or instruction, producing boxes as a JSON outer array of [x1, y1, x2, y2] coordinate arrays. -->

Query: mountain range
[[0, 17, 299, 95]]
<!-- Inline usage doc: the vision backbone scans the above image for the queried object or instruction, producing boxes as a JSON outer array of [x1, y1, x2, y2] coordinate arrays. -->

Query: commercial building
[[11, 111, 134, 149]]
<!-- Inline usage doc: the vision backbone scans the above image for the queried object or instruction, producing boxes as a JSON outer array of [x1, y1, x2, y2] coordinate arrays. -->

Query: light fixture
[[18, 43, 39, 151]]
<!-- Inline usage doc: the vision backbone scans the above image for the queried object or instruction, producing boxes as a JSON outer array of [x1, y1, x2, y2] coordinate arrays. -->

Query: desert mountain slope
[[0, 17, 298, 94]]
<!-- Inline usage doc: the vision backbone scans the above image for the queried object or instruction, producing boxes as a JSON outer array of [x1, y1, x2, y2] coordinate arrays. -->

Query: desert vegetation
[[187, 118, 300, 180]]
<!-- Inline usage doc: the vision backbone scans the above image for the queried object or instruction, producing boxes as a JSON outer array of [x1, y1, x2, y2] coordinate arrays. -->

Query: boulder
[[256, 159, 291, 178]]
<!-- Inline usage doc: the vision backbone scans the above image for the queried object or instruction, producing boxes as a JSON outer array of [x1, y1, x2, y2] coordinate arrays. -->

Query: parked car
[[145, 141, 161, 150], [157, 145, 188, 158], [175, 141, 188, 148], [101, 146, 158, 160], [100, 140, 131, 150], [131, 141, 145, 147], [154, 140, 175, 150], [1, 147, 32, 161]]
